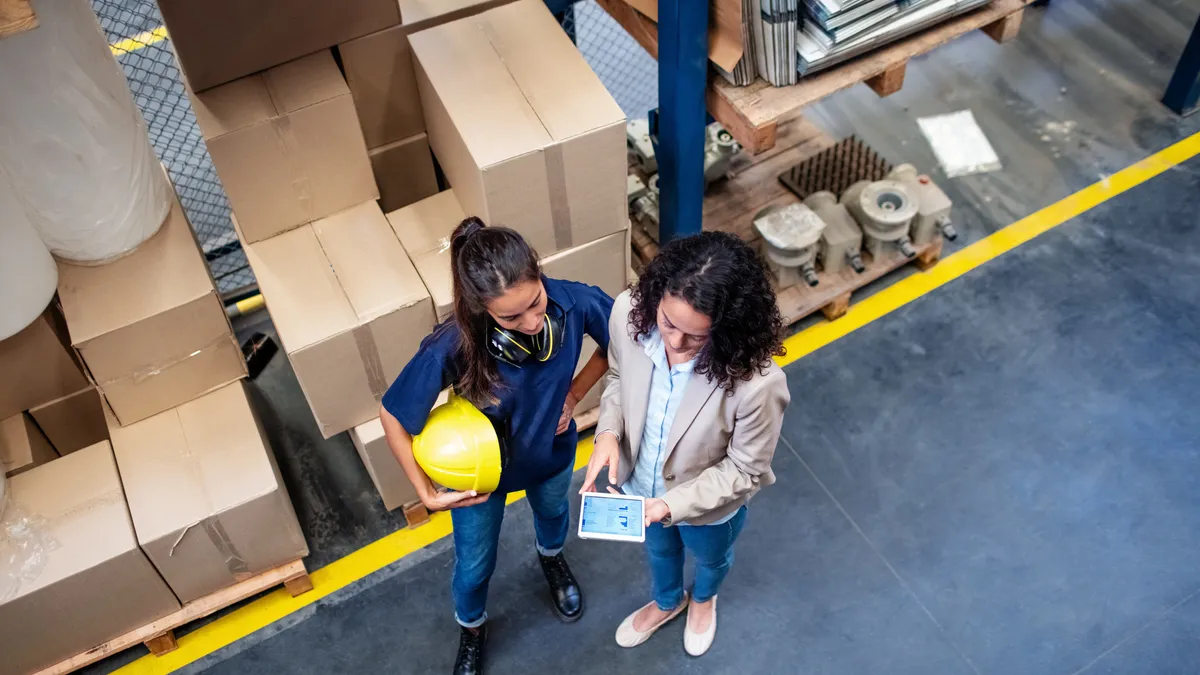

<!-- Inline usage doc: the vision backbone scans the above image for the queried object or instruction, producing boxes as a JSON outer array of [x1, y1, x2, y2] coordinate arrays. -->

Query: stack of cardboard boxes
[[2, 0, 630, 667], [187, 0, 629, 511], [0, 194, 308, 673]]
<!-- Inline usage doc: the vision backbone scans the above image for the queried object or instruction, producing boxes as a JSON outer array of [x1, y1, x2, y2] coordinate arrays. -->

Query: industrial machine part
[[841, 179, 919, 260], [627, 174, 648, 204], [626, 118, 657, 174], [703, 123, 740, 185], [804, 191, 865, 274], [753, 203, 827, 288], [632, 174, 661, 241], [779, 135, 893, 200], [886, 164, 958, 243]]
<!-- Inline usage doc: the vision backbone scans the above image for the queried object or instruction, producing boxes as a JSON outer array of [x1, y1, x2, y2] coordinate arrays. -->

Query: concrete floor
[[79, 0, 1200, 673], [183, 150, 1200, 675]]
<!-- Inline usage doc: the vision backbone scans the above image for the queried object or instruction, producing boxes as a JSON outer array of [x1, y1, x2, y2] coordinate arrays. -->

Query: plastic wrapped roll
[[0, 0, 170, 264], [0, 169, 57, 341]]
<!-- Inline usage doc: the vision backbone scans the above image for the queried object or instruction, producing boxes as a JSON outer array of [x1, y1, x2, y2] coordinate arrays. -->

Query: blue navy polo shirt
[[382, 276, 614, 494]]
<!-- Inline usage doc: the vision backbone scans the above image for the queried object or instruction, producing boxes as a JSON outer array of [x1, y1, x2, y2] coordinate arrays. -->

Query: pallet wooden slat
[[709, 0, 1032, 153], [35, 560, 312, 675], [776, 238, 943, 324], [0, 0, 37, 38]]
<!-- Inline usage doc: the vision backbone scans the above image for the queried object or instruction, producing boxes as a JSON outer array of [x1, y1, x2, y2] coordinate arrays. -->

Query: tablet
[[578, 492, 645, 542]]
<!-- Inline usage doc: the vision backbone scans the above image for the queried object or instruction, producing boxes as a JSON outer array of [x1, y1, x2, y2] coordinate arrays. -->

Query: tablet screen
[[581, 494, 643, 538]]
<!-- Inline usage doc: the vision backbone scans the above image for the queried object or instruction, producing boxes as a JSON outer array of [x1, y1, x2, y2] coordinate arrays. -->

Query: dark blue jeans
[[449, 460, 574, 627], [644, 507, 748, 610]]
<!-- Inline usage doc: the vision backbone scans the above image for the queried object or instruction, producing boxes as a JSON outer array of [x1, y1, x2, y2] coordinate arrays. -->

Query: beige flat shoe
[[615, 592, 689, 648], [684, 596, 717, 656]]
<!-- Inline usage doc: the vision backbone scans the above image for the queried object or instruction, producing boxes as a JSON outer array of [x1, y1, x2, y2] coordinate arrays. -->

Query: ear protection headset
[[487, 298, 566, 367]]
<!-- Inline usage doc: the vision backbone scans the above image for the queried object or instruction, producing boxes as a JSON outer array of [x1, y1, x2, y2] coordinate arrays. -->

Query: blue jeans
[[449, 460, 574, 627], [644, 507, 748, 610]]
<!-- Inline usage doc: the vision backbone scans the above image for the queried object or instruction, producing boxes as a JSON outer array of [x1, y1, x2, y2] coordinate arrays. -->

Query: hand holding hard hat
[[413, 394, 508, 496]]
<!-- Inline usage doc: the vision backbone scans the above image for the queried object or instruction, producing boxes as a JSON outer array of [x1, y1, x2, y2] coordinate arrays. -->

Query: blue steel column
[[656, 0, 710, 242], [1164, 16, 1200, 116]]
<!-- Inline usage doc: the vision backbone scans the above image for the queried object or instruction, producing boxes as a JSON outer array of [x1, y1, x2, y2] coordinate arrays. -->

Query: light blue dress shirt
[[623, 329, 735, 526]]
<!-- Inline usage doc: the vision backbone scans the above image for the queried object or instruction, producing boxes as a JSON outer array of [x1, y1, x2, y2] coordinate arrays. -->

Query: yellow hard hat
[[412, 394, 504, 493]]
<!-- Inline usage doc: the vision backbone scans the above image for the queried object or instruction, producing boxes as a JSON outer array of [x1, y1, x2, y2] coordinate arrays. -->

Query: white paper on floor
[[917, 110, 1003, 178]]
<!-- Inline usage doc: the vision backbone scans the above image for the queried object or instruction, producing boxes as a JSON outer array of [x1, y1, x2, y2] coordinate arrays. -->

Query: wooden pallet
[[36, 560, 313, 675], [776, 238, 942, 324], [597, 0, 1029, 154]]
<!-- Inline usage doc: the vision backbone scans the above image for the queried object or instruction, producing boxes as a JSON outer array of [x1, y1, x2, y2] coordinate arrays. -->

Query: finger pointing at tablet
[[580, 431, 621, 493]]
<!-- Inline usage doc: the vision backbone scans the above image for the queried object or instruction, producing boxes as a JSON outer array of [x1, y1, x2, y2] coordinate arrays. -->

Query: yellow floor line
[[774, 129, 1200, 368], [111, 130, 1200, 673], [110, 26, 168, 56]]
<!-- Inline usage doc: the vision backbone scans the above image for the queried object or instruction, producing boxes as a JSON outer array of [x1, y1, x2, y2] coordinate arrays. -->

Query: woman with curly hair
[[581, 231, 791, 656]]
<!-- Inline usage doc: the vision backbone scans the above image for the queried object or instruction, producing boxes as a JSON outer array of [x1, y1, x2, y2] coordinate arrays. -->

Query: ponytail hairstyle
[[449, 216, 541, 405]]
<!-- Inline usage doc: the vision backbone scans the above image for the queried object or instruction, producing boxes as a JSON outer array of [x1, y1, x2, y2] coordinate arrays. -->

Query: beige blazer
[[597, 290, 791, 526]]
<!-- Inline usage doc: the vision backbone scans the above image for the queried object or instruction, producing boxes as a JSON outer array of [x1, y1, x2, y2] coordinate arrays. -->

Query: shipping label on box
[[29, 386, 108, 457], [189, 51, 379, 244], [388, 190, 468, 322], [0, 442, 180, 675], [108, 382, 308, 604], [0, 307, 88, 420], [370, 132, 439, 213], [161, 0, 400, 92], [410, 0, 627, 258], [0, 412, 57, 477], [245, 202, 437, 438], [56, 194, 247, 426]]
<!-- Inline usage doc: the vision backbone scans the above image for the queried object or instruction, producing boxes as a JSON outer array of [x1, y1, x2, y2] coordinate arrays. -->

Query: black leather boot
[[539, 552, 583, 622], [453, 625, 486, 675]]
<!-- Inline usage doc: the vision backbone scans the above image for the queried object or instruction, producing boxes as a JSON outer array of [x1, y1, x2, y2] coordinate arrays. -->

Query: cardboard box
[[388, 190, 467, 322], [161, 0, 400, 92], [575, 337, 606, 414], [0, 412, 57, 477], [0, 307, 88, 420], [0, 442, 180, 675], [399, 0, 518, 29], [190, 51, 379, 244], [29, 387, 108, 457], [539, 227, 632, 301], [411, 0, 627, 257], [108, 382, 308, 604], [370, 133, 439, 213], [244, 202, 436, 438], [57, 194, 247, 426], [339, 1, 516, 148], [339, 25, 425, 149], [350, 417, 421, 511]]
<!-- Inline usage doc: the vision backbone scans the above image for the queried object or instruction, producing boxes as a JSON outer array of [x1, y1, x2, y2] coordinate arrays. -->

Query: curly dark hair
[[629, 231, 785, 390]]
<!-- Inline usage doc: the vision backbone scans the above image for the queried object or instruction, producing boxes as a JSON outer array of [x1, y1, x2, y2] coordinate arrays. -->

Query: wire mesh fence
[[90, 0, 657, 295]]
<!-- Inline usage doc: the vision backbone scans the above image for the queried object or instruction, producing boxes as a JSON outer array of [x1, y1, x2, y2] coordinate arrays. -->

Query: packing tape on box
[[93, 335, 236, 389], [167, 515, 253, 582], [413, 235, 452, 258], [352, 324, 390, 401], [0, 489, 123, 601], [543, 144, 574, 251], [269, 116, 316, 221]]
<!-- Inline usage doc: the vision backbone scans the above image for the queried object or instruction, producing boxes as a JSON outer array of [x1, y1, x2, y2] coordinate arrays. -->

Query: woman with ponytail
[[380, 217, 613, 675]]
